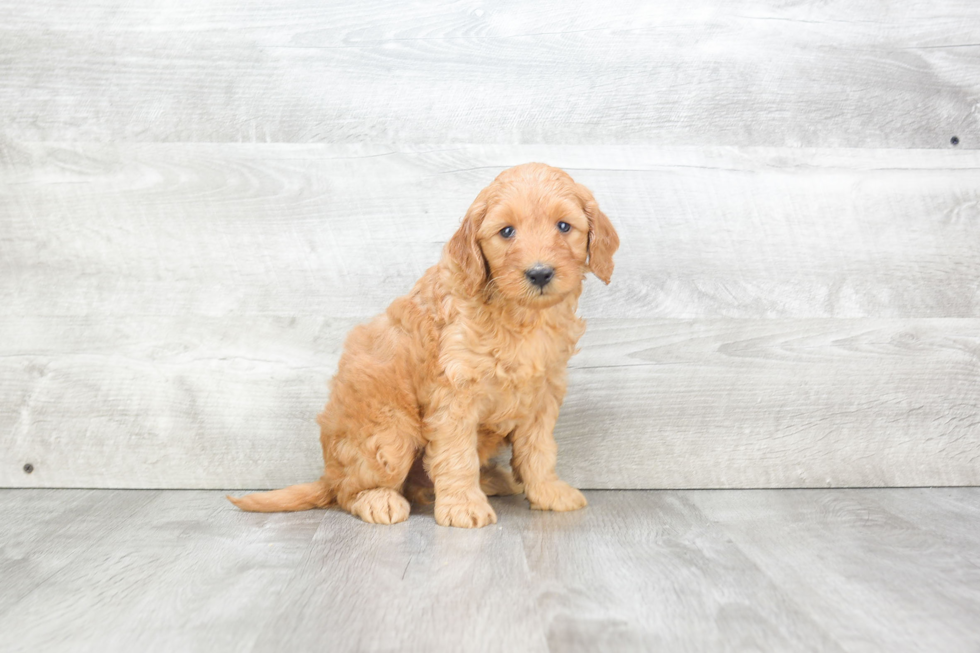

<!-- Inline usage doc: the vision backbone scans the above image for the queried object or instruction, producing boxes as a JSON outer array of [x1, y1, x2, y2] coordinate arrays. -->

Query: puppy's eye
[[557, 221, 571, 233], [499, 226, 516, 239]]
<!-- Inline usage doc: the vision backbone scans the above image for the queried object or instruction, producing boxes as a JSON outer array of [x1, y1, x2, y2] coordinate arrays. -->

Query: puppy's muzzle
[[525, 264, 555, 289]]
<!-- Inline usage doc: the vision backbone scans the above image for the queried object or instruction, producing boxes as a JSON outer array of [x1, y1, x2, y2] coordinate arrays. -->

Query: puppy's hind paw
[[526, 480, 587, 512], [349, 488, 411, 525]]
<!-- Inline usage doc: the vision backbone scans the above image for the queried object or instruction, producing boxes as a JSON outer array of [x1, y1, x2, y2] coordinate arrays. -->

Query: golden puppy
[[229, 163, 618, 528]]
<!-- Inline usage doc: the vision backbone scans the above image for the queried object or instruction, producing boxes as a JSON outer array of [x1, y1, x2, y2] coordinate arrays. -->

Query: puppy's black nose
[[525, 264, 555, 288]]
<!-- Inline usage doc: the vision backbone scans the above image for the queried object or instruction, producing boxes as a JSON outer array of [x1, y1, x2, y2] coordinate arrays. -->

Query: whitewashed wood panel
[[2, 316, 977, 489], [559, 319, 980, 489], [3, 143, 978, 320], [3, 1, 979, 490], [0, 0, 977, 146]]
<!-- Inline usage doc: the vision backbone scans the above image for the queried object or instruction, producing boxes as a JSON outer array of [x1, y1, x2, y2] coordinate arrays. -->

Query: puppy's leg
[[404, 456, 520, 503], [331, 427, 420, 526], [511, 393, 587, 512], [424, 398, 497, 528]]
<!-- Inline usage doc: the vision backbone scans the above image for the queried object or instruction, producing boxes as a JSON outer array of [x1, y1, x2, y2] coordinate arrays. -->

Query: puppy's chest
[[478, 327, 574, 410], [438, 310, 585, 416], [486, 333, 562, 382]]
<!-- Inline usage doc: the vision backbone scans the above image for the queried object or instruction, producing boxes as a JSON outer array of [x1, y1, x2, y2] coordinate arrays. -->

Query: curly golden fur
[[228, 163, 619, 528]]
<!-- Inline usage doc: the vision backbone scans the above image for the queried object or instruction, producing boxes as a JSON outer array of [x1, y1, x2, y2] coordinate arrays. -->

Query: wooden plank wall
[[1, 1, 978, 489]]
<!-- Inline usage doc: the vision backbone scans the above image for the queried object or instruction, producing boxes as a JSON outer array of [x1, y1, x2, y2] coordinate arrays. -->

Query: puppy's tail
[[227, 479, 334, 513]]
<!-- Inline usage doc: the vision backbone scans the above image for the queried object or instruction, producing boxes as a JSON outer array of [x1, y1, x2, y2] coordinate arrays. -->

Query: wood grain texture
[[3, 1, 979, 491], [558, 318, 980, 489], [3, 316, 978, 489], [0, 0, 977, 147], [3, 489, 980, 652], [0, 490, 160, 615], [2, 143, 978, 487], [3, 143, 979, 320], [690, 489, 980, 652]]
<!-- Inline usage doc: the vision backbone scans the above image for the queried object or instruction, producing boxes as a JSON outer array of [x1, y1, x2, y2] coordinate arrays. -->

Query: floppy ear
[[576, 184, 619, 284], [446, 186, 491, 294]]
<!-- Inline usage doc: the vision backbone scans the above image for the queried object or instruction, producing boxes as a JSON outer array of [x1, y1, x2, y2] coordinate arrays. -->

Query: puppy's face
[[478, 186, 590, 307], [447, 163, 619, 307]]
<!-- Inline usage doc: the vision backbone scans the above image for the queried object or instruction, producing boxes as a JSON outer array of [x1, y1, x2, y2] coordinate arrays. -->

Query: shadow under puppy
[[229, 163, 619, 528]]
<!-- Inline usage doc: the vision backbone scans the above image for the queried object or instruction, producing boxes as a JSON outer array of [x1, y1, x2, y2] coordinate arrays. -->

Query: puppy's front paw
[[526, 480, 587, 512], [435, 496, 497, 528]]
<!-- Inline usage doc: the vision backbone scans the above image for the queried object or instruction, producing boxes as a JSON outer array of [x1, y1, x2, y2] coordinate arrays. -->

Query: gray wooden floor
[[2, 489, 979, 652]]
